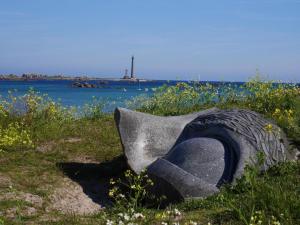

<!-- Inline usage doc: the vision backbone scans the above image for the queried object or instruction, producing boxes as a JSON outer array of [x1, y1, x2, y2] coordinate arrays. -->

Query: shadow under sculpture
[[114, 107, 295, 202]]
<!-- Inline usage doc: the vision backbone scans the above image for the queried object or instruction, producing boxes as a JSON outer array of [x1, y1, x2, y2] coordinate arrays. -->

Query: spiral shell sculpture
[[114, 107, 296, 202]]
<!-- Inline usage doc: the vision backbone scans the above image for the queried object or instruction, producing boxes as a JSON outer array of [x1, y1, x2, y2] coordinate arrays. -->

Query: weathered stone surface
[[114, 107, 218, 173], [115, 107, 296, 202]]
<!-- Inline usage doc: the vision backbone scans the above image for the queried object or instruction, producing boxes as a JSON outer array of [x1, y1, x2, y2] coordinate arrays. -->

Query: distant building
[[123, 69, 130, 79]]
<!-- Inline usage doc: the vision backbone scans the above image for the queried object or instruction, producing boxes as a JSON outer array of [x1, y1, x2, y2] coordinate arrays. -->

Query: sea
[[0, 79, 182, 111], [2, 79, 297, 112]]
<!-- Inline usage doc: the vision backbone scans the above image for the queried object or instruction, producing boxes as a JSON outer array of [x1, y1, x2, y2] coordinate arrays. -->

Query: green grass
[[0, 76, 299, 224]]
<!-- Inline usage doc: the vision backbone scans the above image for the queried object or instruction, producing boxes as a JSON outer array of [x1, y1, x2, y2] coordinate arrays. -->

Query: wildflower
[[132, 212, 145, 220], [155, 212, 167, 219], [118, 194, 125, 198], [264, 123, 273, 132], [109, 188, 117, 197], [106, 219, 114, 225], [174, 208, 181, 216], [110, 178, 116, 185], [161, 222, 168, 225], [147, 179, 154, 186], [125, 170, 132, 177], [123, 213, 130, 221]]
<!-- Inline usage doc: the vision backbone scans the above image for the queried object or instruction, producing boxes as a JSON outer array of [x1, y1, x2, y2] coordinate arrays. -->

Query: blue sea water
[[0, 79, 180, 111]]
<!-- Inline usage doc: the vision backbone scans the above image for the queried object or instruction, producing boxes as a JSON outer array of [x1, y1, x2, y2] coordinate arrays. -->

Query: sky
[[0, 0, 300, 82]]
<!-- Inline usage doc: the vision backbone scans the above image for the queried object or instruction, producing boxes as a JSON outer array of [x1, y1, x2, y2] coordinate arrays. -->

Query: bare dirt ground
[[0, 155, 127, 220]]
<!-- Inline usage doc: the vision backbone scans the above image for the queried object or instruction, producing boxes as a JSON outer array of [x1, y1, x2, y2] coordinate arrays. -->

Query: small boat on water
[[137, 80, 142, 91], [123, 88, 127, 92]]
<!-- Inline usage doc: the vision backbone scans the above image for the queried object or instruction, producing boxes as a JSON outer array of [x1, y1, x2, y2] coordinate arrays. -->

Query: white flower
[[174, 208, 181, 216], [106, 219, 114, 225], [132, 213, 145, 220], [118, 213, 124, 217], [118, 194, 125, 198], [118, 221, 124, 225], [161, 222, 168, 225], [123, 213, 130, 221]]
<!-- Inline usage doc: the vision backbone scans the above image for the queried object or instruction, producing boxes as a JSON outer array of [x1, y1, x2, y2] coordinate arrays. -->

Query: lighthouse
[[130, 56, 135, 79]]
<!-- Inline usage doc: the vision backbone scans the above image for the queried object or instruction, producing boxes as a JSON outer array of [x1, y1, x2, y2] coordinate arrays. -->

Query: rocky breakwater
[[72, 82, 97, 88]]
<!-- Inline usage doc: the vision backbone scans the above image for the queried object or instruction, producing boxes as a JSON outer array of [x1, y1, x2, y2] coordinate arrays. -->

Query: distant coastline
[[0, 73, 150, 82]]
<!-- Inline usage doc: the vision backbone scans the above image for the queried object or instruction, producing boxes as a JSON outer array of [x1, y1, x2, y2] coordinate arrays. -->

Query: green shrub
[[129, 83, 201, 116]]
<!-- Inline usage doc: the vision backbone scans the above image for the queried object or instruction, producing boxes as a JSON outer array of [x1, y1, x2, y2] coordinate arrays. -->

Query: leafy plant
[[109, 169, 157, 210]]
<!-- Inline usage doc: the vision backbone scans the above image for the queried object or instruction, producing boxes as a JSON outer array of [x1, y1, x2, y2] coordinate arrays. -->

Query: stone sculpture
[[114, 107, 296, 202]]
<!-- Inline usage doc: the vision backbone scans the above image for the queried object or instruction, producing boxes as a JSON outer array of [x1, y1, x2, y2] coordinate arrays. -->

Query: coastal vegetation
[[0, 76, 299, 224]]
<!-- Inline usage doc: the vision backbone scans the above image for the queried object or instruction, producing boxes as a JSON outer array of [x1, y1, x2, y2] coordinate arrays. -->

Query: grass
[[0, 76, 299, 224]]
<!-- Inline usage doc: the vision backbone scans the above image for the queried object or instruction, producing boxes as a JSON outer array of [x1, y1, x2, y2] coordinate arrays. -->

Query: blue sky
[[0, 0, 299, 81]]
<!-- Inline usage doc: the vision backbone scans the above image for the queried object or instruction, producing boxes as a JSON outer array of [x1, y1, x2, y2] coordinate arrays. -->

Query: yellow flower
[[264, 123, 273, 132], [108, 189, 115, 197]]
